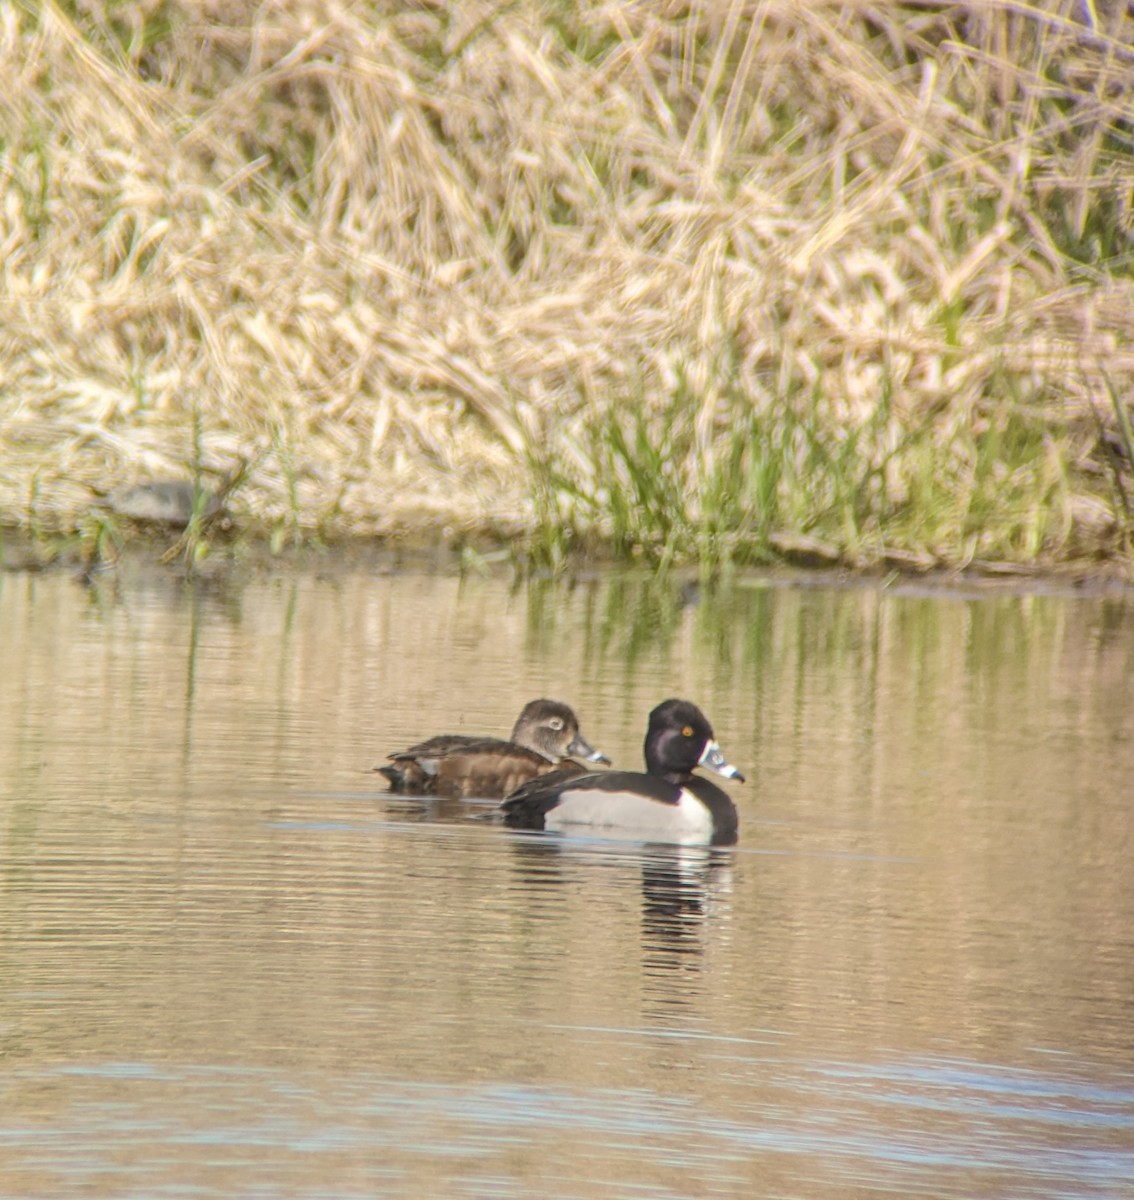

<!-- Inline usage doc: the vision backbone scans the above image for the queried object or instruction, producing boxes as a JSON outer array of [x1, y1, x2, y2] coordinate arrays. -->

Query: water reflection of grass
[[527, 571, 779, 675], [547, 568, 1127, 698], [2, 3, 1133, 573]]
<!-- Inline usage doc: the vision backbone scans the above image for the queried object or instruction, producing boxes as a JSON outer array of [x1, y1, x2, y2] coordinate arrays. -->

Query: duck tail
[[373, 763, 405, 789]]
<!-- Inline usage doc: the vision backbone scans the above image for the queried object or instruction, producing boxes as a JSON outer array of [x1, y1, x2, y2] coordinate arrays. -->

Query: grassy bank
[[2, 0, 1133, 574]]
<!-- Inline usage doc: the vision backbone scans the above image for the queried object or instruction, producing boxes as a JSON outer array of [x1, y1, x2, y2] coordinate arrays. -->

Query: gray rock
[[103, 481, 224, 527]]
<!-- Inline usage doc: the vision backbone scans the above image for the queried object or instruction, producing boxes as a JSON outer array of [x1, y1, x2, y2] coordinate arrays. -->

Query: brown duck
[[375, 698, 609, 799]]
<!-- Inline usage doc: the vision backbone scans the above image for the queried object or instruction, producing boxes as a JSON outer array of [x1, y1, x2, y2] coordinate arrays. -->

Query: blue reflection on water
[[2, 1053, 1130, 1199]]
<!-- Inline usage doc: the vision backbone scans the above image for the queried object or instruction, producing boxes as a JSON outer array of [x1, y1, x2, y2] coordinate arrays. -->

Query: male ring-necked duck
[[500, 698, 743, 845], [376, 698, 609, 800]]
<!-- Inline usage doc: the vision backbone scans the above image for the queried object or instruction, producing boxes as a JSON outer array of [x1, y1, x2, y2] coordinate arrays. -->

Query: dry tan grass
[[1, 0, 1133, 564]]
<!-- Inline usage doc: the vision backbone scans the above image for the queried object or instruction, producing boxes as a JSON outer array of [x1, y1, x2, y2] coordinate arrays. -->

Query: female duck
[[501, 699, 743, 845], [376, 698, 608, 800]]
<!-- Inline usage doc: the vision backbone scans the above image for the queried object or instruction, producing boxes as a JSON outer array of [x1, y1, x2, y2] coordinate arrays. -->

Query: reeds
[[1, 0, 1132, 570]]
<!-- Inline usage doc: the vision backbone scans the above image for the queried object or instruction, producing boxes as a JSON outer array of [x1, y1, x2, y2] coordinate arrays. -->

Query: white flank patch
[[544, 787, 713, 844]]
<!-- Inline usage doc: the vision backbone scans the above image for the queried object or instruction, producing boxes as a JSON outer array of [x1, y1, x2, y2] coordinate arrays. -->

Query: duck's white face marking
[[544, 787, 714, 844]]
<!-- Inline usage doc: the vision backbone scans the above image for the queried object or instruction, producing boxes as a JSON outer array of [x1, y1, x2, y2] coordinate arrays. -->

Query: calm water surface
[[0, 564, 1132, 1198]]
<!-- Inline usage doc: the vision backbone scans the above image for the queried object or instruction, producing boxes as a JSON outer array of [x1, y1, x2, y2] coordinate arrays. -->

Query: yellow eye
[[682, 725, 694, 737]]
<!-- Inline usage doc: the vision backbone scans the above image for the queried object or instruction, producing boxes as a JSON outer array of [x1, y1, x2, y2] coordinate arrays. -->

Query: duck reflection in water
[[505, 836, 735, 1018], [641, 846, 735, 992]]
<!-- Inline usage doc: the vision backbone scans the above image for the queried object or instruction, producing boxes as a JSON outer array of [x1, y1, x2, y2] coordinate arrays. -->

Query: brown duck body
[[376, 699, 608, 800], [389, 740, 590, 799]]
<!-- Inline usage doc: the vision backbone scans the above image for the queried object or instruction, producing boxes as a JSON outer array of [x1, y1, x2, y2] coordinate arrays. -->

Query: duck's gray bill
[[569, 733, 610, 764], [699, 740, 745, 782]]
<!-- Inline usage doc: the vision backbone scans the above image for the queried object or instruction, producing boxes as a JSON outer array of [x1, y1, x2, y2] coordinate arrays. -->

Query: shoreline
[[3, 524, 1129, 595]]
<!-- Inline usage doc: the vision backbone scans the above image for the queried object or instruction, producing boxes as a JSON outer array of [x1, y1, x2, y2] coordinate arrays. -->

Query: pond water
[[0, 561, 1132, 1198]]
